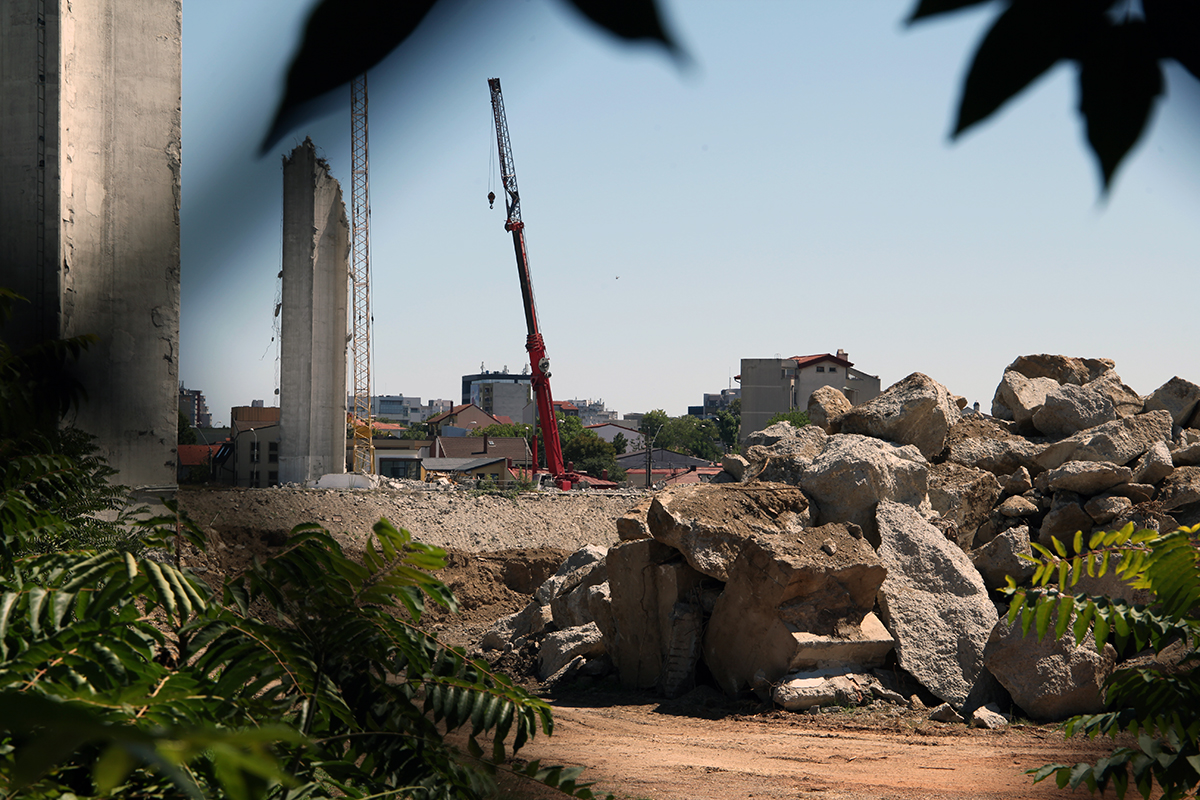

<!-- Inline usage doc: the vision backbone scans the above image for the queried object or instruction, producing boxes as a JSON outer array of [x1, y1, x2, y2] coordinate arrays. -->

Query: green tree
[[1007, 523, 1200, 799], [716, 398, 741, 452], [399, 421, 431, 440], [638, 409, 670, 445], [563, 430, 625, 481], [765, 409, 810, 429], [472, 422, 534, 440], [658, 415, 722, 461], [177, 409, 197, 445], [612, 432, 628, 455]]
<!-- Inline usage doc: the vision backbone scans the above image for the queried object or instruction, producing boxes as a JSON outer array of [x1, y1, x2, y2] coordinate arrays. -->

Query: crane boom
[[488, 77, 566, 479]]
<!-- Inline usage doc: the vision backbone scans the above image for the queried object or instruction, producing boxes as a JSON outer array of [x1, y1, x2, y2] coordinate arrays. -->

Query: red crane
[[487, 77, 567, 482]]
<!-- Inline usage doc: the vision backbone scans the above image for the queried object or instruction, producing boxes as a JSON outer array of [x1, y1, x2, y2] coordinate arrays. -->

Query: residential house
[[219, 405, 282, 487], [422, 457, 514, 483], [177, 443, 223, 483], [586, 422, 644, 453], [738, 350, 881, 442], [616, 447, 716, 489], [424, 404, 502, 437]]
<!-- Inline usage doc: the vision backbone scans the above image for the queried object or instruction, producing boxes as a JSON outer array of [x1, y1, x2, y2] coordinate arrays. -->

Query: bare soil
[[177, 486, 1132, 800]]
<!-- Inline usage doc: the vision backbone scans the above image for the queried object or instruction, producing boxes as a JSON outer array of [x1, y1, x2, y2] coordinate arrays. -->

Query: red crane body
[[488, 78, 567, 480]]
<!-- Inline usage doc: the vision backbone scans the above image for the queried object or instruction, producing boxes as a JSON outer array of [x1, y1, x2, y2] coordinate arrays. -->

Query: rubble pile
[[480, 356, 1200, 724]]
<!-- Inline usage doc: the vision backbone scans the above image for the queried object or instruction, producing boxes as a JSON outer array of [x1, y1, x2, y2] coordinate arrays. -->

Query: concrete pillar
[[279, 138, 349, 485], [1, 0, 182, 492]]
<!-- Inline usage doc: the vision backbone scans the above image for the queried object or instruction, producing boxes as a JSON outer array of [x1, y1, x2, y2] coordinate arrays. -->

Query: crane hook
[[488, 191, 496, 209]]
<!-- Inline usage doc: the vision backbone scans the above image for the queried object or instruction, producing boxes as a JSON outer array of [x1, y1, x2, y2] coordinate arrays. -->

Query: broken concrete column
[[279, 139, 350, 485]]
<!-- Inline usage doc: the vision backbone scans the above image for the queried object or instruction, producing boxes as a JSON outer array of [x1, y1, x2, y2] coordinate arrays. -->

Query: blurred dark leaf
[[1144, 0, 1200, 79], [953, 2, 1098, 136], [908, 0, 994, 24], [260, 0, 438, 154], [261, 0, 679, 155], [564, 0, 681, 54], [1079, 20, 1164, 190]]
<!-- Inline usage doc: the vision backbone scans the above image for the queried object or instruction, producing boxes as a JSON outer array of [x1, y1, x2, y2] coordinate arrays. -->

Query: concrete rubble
[[477, 356, 1200, 723]]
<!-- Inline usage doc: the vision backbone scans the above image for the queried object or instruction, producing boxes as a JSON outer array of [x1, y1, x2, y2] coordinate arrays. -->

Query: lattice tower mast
[[350, 74, 374, 473]]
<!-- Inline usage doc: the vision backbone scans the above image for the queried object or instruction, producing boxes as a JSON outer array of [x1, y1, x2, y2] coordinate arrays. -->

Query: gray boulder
[[721, 454, 749, 482], [1032, 383, 1118, 437], [704, 523, 886, 695], [992, 370, 1060, 429], [800, 434, 929, 547], [971, 704, 1011, 730], [875, 501, 998, 710], [998, 495, 1038, 517], [927, 463, 1002, 552], [946, 424, 1042, 477], [745, 421, 806, 448], [1084, 494, 1133, 526], [744, 425, 828, 485], [984, 615, 1116, 721], [1172, 441, 1200, 468], [1004, 467, 1033, 495], [647, 482, 811, 581], [1038, 492, 1094, 547], [1143, 377, 1200, 427], [1043, 461, 1132, 495], [551, 561, 609, 629], [838, 372, 963, 458], [1089, 370, 1144, 418], [539, 622, 607, 679], [481, 600, 552, 651], [535, 545, 608, 605], [971, 525, 1035, 590], [1158, 466, 1200, 513], [1133, 441, 1174, 486], [1036, 410, 1173, 470], [807, 385, 852, 434], [1003, 354, 1113, 386]]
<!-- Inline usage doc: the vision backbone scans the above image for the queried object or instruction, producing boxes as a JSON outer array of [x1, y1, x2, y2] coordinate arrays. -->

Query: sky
[[181, 0, 1200, 427]]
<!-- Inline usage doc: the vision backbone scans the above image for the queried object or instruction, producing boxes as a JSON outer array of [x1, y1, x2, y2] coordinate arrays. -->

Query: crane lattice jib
[[487, 78, 565, 479], [350, 73, 374, 474]]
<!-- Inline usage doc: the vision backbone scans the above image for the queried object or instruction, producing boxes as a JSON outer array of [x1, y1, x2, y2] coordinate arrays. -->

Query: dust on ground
[[177, 486, 1135, 800]]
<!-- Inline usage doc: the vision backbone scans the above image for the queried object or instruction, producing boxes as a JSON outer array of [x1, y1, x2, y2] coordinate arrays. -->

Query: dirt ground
[[177, 486, 1132, 800]]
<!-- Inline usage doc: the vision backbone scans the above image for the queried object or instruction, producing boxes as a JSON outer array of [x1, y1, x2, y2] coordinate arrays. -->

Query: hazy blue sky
[[181, 0, 1200, 426]]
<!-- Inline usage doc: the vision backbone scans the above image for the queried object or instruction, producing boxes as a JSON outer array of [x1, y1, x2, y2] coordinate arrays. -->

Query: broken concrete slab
[[837, 372, 963, 459], [875, 501, 997, 710], [807, 385, 852, 434], [647, 482, 811, 581], [1036, 410, 1173, 471], [1043, 461, 1133, 495], [538, 622, 606, 679], [970, 525, 1035, 590], [1143, 376, 1200, 427]]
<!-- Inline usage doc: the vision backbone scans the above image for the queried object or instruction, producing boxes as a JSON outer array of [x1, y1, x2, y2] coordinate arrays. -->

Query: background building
[[688, 387, 740, 419], [461, 368, 532, 422], [738, 350, 881, 441], [179, 383, 213, 428]]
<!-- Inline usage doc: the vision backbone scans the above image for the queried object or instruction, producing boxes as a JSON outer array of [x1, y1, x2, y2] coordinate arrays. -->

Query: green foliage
[[1003, 522, 1200, 799], [909, 0, 1198, 191], [657, 416, 721, 462], [399, 421, 431, 440], [471, 422, 533, 440], [611, 433, 628, 456], [715, 399, 741, 452], [765, 409, 810, 429], [178, 410, 198, 445], [637, 410, 670, 444], [562, 431, 625, 481]]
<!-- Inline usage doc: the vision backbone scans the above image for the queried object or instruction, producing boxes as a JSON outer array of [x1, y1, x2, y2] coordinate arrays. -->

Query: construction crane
[[487, 77, 567, 482], [349, 74, 374, 473]]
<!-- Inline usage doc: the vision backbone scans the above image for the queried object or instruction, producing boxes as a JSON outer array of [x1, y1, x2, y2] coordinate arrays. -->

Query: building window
[[269, 441, 279, 463], [268, 471, 278, 486], [249, 440, 260, 463], [816, 366, 825, 373], [828, 367, 837, 374]]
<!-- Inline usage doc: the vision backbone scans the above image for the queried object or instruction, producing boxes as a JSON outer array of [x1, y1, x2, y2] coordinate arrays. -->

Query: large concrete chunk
[[535, 545, 608, 605], [807, 385, 851, 434], [1004, 354, 1112, 386], [1043, 461, 1132, 495], [744, 425, 828, 485], [800, 435, 929, 547], [606, 539, 706, 689], [927, 463, 1002, 551], [539, 622, 606, 679], [648, 483, 810, 581], [984, 616, 1116, 721], [1032, 384, 1118, 437], [704, 523, 886, 695], [1089, 371, 1144, 418], [1036, 411, 1173, 470], [992, 371, 1060, 429], [970, 525, 1035, 590], [615, 497, 653, 541], [875, 501, 997, 710], [1143, 377, 1200, 427], [1133, 441, 1174, 485], [1157, 467, 1200, 513], [945, 418, 1042, 476], [837, 372, 962, 459]]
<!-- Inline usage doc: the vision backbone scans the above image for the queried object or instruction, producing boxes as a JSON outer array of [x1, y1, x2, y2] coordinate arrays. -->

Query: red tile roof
[[178, 444, 222, 466], [425, 403, 476, 425], [789, 353, 853, 369]]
